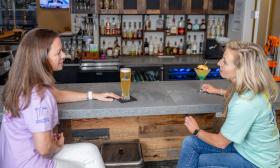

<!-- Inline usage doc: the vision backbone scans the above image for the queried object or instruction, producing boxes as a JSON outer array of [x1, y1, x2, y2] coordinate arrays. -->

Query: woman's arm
[[33, 131, 64, 156], [50, 87, 120, 103], [202, 84, 227, 96], [184, 116, 231, 149]]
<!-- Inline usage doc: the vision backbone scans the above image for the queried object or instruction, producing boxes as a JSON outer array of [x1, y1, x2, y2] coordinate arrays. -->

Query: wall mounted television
[[40, 0, 69, 9]]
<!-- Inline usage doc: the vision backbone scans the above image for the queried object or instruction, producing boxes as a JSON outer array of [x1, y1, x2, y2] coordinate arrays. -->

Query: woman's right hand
[[54, 132, 64, 148], [201, 84, 219, 94]]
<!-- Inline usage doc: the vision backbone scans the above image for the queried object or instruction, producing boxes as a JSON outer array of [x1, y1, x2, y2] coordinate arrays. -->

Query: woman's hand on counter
[[92, 92, 121, 102], [202, 84, 225, 96]]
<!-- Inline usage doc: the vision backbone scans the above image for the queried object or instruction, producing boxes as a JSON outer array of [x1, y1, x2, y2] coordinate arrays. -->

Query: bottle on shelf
[[122, 22, 127, 38], [178, 17, 185, 35], [166, 41, 171, 55], [211, 19, 216, 38], [131, 41, 137, 56], [156, 15, 164, 31], [149, 36, 154, 56], [113, 38, 120, 58], [123, 41, 129, 55], [192, 35, 197, 54], [132, 22, 137, 39], [179, 38, 184, 55], [158, 37, 164, 56], [138, 41, 142, 56], [173, 42, 178, 55], [107, 41, 113, 57], [116, 16, 121, 34], [154, 37, 159, 55], [221, 19, 225, 37], [186, 19, 192, 31], [100, 0, 104, 9], [207, 19, 212, 38], [216, 18, 221, 37], [101, 40, 107, 59], [111, 17, 117, 35], [170, 15, 177, 35], [137, 22, 142, 39], [144, 38, 149, 56], [186, 36, 192, 55], [105, 17, 111, 35], [193, 19, 199, 30], [104, 0, 110, 9], [166, 16, 171, 35], [128, 22, 133, 39], [100, 19, 105, 35], [145, 15, 151, 31], [199, 34, 204, 54], [200, 19, 206, 30]]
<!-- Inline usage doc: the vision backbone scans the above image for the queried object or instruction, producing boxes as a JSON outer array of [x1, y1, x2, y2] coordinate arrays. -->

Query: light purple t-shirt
[[0, 88, 58, 168]]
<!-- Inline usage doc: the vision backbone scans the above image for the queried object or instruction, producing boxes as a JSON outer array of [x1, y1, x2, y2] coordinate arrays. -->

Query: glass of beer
[[120, 68, 132, 100]]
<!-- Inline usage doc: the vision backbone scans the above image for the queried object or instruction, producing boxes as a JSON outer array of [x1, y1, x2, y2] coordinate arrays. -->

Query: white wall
[[227, 0, 255, 42]]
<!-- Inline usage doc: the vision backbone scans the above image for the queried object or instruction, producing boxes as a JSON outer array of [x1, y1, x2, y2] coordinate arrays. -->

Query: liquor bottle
[[105, 17, 111, 35], [156, 15, 164, 31], [199, 34, 204, 54], [101, 40, 107, 59], [193, 19, 199, 30], [111, 17, 117, 35], [116, 16, 121, 34], [192, 35, 197, 54], [149, 37, 154, 56], [107, 41, 113, 57], [100, 0, 104, 9], [132, 22, 137, 39], [123, 41, 128, 55], [186, 35, 192, 54], [128, 22, 132, 39], [158, 38, 164, 56], [200, 19, 206, 30], [207, 19, 212, 38], [166, 16, 171, 35], [173, 42, 178, 55], [122, 22, 127, 38], [138, 41, 142, 56], [137, 22, 142, 39], [216, 18, 221, 37], [145, 15, 151, 30], [178, 17, 185, 35], [113, 38, 120, 58], [104, 0, 109, 9], [144, 38, 149, 56], [100, 19, 105, 35], [170, 16, 177, 35], [131, 41, 137, 56], [211, 19, 216, 38], [166, 41, 171, 55], [221, 19, 225, 37], [179, 38, 184, 55], [187, 19, 192, 31], [153, 37, 159, 55]]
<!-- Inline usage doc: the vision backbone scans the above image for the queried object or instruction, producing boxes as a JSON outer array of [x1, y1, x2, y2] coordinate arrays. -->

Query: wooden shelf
[[144, 30, 165, 32]]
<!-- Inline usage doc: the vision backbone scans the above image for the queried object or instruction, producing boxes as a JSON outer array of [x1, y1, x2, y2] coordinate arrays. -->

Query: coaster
[[118, 96, 137, 103]]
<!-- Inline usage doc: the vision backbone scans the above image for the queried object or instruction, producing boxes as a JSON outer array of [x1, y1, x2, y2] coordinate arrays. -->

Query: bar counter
[[1, 80, 280, 119]]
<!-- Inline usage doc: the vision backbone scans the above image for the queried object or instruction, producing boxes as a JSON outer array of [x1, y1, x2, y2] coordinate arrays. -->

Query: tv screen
[[40, 0, 69, 9]]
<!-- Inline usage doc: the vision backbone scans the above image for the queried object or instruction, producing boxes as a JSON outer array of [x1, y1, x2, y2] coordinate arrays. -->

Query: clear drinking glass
[[194, 68, 210, 93], [120, 68, 132, 100]]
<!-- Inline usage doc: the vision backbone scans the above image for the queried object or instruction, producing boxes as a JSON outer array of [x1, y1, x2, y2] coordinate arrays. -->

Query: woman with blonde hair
[[0, 28, 120, 168], [177, 41, 280, 168]]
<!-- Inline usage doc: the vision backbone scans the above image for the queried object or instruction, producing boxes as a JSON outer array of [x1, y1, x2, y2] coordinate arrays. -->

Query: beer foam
[[120, 68, 131, 73]]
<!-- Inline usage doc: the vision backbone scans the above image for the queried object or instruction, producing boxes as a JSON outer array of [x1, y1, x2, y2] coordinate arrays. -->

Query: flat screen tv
[[40, 0, 69, 9]]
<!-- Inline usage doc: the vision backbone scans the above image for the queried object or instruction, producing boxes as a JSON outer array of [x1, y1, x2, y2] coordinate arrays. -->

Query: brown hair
[[2, 28, 59, 117], [222, 41, 278, 117]]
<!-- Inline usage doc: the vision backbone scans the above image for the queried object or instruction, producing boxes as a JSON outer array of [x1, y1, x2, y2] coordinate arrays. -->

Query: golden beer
[[120, 68, 131, 100]]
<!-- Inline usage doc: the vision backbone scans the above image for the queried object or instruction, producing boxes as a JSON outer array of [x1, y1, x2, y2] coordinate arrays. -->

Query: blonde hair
[[2, 28, 59, 117], [222, 41, 278, 116]]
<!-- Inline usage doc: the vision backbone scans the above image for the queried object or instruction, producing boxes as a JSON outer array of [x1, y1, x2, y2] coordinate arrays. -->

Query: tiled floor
[[144, 160, 177, 168]]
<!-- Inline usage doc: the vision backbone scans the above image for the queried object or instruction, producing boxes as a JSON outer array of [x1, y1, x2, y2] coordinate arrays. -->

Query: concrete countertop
[[2, 80, 279, 120]]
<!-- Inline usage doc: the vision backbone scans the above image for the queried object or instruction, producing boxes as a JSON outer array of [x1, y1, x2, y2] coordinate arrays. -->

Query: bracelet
[[192, 129, 200, 136], [219, 89, 224, 96], [87, 91, 93, 100]]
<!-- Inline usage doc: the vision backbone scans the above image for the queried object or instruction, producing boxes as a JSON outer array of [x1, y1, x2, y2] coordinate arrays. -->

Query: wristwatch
[[192, 129, 200, 136]]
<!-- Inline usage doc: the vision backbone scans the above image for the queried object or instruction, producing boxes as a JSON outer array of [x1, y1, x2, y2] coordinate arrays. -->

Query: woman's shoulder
[[30, 86, 55, 102], [233, 91, 268, 106]]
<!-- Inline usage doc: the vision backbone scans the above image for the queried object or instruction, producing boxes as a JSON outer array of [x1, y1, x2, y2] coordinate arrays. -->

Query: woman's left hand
[[93, 92, 121, 101], [184, 116, 200, 134]]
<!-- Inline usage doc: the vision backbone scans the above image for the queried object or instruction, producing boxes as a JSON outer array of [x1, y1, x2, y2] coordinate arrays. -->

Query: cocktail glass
[[194, 68, 211, 93]]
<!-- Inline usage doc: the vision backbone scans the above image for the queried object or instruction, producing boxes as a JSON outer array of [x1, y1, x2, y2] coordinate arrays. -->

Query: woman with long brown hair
[[177, 41, 280, 168], [0, 28, 120, 168]]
